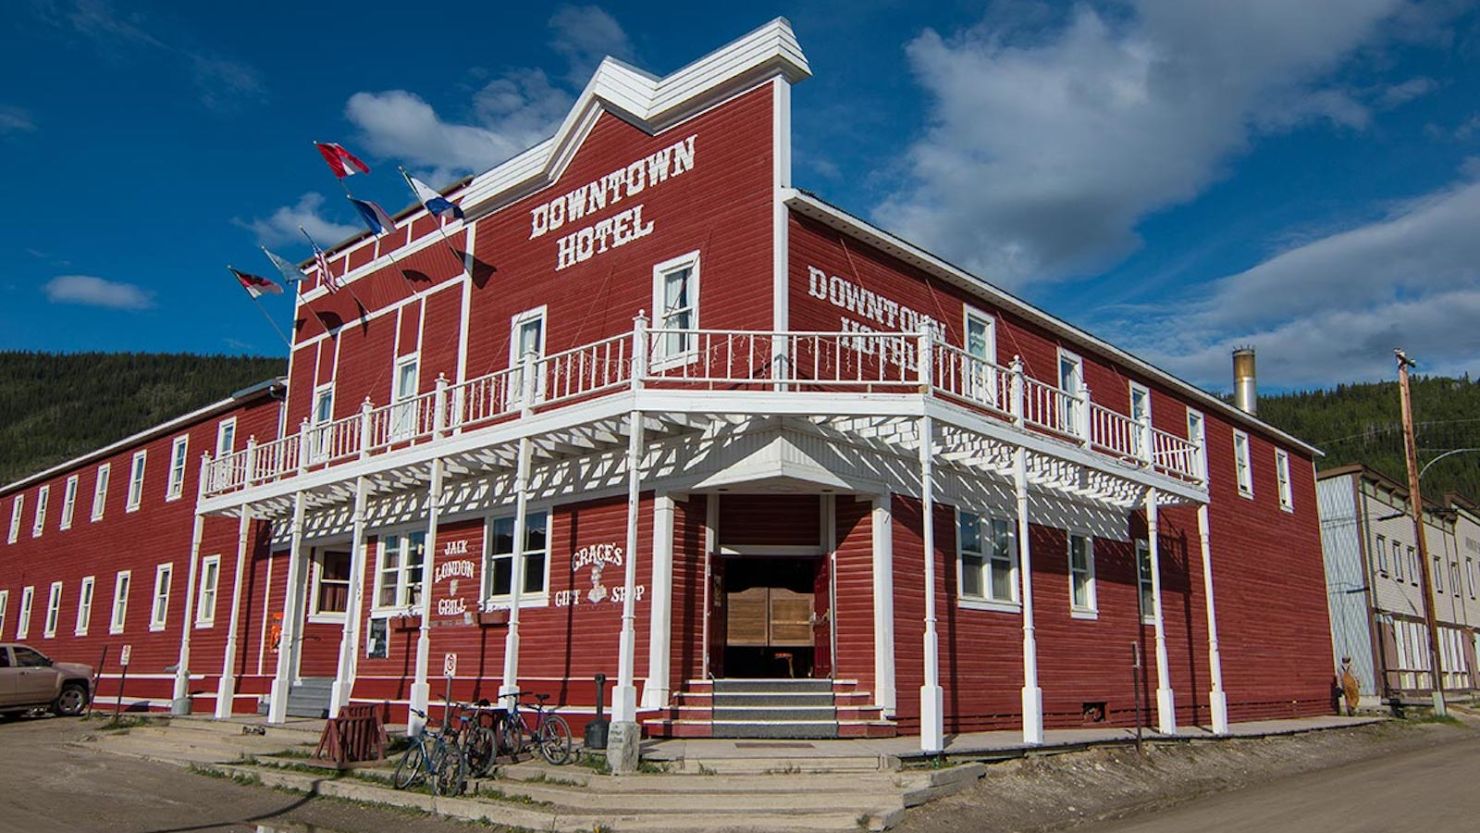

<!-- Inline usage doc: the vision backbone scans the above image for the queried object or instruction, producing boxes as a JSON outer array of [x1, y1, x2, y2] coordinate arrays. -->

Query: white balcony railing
[[202, 318, 1206, 498]]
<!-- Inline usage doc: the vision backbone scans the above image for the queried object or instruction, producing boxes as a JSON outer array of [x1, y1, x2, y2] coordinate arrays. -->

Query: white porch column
[[330, 476, 370, 717], [1014, 447, 1044, 745], [172, 511, 206, 714], [642, 492, 676, 709], [613, 410, 645, 723], [215, 504, 253, 718], [871, 494, 897, 715], [268, 492, 307, 724], [408, 459, 444, 736], [1198, 504, 1229, 733], [1146, 489, 1176, 734], [918, 413, 944, 754], [499, 436, 534, 704]]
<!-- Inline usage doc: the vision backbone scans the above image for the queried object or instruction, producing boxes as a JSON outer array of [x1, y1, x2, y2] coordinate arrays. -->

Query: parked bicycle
[[453, 700, 502, 778], [499, 691, 573, 765], [393, 707, 467, 795]]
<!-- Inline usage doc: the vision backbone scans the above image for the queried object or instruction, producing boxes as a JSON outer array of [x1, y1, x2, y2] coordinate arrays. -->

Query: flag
[[261, 247, 309, 286], [229, 267, 283, 299], [299, 228, 339, 294], [403, 170, 465, 220], [315, 141, 370, 178], [349, 196, 398, 237]]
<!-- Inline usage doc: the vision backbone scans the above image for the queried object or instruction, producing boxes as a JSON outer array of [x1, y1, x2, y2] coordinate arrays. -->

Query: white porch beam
[[171, 512, 206, 714], [268, 492, 307, 724], [871, 493, 897, 715], [1198, 504, 1229, 734], [918, 412, 944, 754], [612, 408, 645, 724], [499, 437, 535, 705], [1146, 488, 1176, 734], [641, 491, 676, 710], [1014, 447, 1044, 745], [215, 503, 253, 718], [330, 476, 369, 717], [408, 459, 444, 736]]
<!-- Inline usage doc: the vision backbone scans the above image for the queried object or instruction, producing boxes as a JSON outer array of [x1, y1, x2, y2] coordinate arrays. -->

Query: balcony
[[201, 320, 1205, 506]]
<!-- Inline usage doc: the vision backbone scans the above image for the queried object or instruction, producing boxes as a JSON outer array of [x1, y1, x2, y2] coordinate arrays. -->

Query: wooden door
[[812, 555, 832, 678], [706, 552, 726, 678]]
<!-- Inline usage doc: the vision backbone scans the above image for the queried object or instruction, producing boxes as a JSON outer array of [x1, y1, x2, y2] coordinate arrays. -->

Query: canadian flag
[[314, 141, 370, 178]]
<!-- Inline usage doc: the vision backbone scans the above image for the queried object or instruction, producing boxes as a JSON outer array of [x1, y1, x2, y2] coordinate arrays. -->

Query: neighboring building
[[1317, 465, 1479, 706], [0, 19, 1336, 751]]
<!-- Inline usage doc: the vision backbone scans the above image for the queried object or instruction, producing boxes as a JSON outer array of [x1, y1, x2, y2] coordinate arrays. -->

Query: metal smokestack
[[1232, 347, 1257, 415]]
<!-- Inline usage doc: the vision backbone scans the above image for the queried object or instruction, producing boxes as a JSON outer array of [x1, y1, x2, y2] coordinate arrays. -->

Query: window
[[374, 532, 425, 611], [150, 563, 172, 631], [32, 485, 48, 537], [957, 512, 1018, 607], [1129, 382, 1151, 459], [1233, 431, 1253, 497], [13, 646, 48, 668], [1435, 556, 1444, 593], [1394, 541, 1405, 582], [508, 307, 547, 407], [311, 549, 352, 617], [1409, 547, 1419, 585], [485, 512, 550, 601], [1450, 563, 1461, 597], [60, 476, 78, 530], [0, 589, 7, 637], [92, 463, 110, 521], [1375, 534, 1388, 574], [1057, 349, 1084, 435], [1468, 557, 1476, 598], [127, 450, 147, 511], [652, 251, 700, 365], [9, 494, 23, 543], [110, 571, 131, 634], [308, 384, 335, 463], [195, 555, 221, 627], [216, 417, 237, 457], [1186, 409, 1207, 480], [963, 306, 998, 404], [167, 435, 189, 500], [43, 581, 62, 638], [75, 577, 94, 636], [1275, 450, 1293, 511], [16, 586, 33, 639], [1135, 540, 1156, 623], [390, 355, 420, 440], [1068, 534, 1096, 616]]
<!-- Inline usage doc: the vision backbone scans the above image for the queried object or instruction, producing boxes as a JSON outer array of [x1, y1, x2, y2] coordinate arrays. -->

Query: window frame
[[75, 576, 95, 636], [309, 547, 353, 622], [962, 304, 999, 405], [110, 570, 131, 634], [149, 563, 172, 632], [955, 510, 1021, 612], [195, 554, 221, 628], [127, 450, 147, 512], [215, 417, 237, 458], [309, 382, 336, 463], [60, 475, 78, 531], [1056, 348, 1085, 436], [1232, 430, 1253, 498], [507, 305, 549, 407], [389, 353, 422, 441], [43, 581, 62, 638], [1434, 556, 1444, 593], [1068, 533, 1097, 618], [482, 509, 552, 607], [1275, 449, 1293, 511], [0, 589, 7, 638], [650, 250, 702, 369], [1186, 408, 1207, 481], [1394, 540, 1405, 582], [372, 529, 427, 615], [1135, 540, 1156, 625], [32, 484, 49, 537], [166, 434, 190, 501], [9, 494, 23, 544], [1375, 533, 1389, 575], [1409, 546, 1419, 586], [16, 585, 33, 639], [92, 463, 110, 521]]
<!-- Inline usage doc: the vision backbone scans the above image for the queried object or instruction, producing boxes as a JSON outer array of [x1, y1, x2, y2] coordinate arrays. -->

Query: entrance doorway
[[718, 556, 831, 678]]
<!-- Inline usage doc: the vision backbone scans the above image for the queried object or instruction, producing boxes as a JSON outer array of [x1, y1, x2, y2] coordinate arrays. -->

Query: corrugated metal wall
[[1318, 474, 1375, 694]]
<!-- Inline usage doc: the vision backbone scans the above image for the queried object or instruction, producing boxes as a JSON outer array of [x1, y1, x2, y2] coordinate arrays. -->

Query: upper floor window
[[1186, 409, 1207, 480], [508, 307, 547, 408], [1394, 540, 1405, 582], [1057, 349, 1084, 435], [1408, 546, 1418, 586], [1375, 534, 1388, 574], [958, 511, 1018, 608], [1129, 382, 1151, 458], [390, 355, 420, 440], [652, 251, 700, 366], [1468, 557, 1476, 599], [309, 384, 335, 462], [216, 417, 237, 457], [127, 450, 147, 511], [1068, 534, 1097, 616], [150, 563, 173, 631], [1275, 449, 1293, 511], [963, 306, 998, 404], [167, 435, 189, 501], [9, 494, 23, 544], [32, 485, 48, 537], [60, 476, 78, 531], [1233, 431, 1253, 497], [1434, 556, 1444, 593], [485, 512, 550, 601], [92, 463, 110, 521], [374, 532, 425, 611]]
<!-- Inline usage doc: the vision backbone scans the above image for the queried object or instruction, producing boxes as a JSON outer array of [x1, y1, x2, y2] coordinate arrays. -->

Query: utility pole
[[1394, 348, 1447, 716]]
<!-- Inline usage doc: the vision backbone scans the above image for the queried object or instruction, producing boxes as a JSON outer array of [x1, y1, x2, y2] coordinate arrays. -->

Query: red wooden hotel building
[[0, 20, 1334, 752]]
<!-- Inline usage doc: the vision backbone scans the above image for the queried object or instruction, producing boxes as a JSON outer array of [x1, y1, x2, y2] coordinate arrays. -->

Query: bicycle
[[392, 707, 467, 795], [453, 700, 502, 778], [499, 691, 574, 765]]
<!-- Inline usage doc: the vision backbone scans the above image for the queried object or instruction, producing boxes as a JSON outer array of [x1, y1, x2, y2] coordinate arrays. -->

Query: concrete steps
[[646, 678, 898, 740], [284, 677, 333, 719]]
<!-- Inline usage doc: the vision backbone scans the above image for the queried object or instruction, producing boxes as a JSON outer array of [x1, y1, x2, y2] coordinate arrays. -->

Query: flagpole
[[299, 225, 380, 318], [399, 166, 470, 267], [229, 265, 292, 349]]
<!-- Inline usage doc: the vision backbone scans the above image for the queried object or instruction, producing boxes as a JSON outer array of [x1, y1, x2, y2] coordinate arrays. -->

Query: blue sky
[[3, 1, 1479, 392]]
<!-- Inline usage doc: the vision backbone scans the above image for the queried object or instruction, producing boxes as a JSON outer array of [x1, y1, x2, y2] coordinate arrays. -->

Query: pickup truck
[[0, 644, 93, 717]]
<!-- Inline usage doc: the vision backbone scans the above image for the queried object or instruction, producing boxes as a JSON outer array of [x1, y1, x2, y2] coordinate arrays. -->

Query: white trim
[[1275, 448, 1293, 512], [110, 570, 131, 634], [481, 507, 553, 608], [43, 580, 62, 638], [1068, 533, 1097, 618], [6, 493, 20, 543], [370, 526, 429, 616], [651, 250, 702, 369], [167, 434, 190, 501], [15, 586, 33, 639], [32, 484, 48, 537], [60, 475, 78, 531], [1186, 408, 1208, 482], [1135, 539, 1155, 625], [216, 417, 238, 458], [956, 508, 1020, 608], [75, 576, 95, 636], [509, 305, 549, 406], [308, 546, 352, 624], [1057, 348, 1085, 436], [389, 353, 422, 442], [150, 562, 173, 632], [126, 450, 147, 512], [962, 304, 998, 404], [195, 554, 221, 627], [0, 589, 8, 639], [1233, 430, 1254, 498], [773, 73, 791, 348], [91, 463, 110, 522]]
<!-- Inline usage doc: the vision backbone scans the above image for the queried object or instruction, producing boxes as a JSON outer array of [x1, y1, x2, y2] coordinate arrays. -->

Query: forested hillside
[[1257, 375, 1480, 501], [0, 352, 285, 485]]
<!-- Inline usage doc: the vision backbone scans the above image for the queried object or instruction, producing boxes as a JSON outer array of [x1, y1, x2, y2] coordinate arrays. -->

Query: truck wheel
[[53, 683, 89, 717]]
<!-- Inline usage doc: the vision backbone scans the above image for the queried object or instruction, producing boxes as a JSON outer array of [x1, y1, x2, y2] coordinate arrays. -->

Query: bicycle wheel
[[498, 712, 525, 758], [537, 714, 573, 766], [392, 739, 426, 790], [463, 723, 497, 777], [431, 738, 467, 796]]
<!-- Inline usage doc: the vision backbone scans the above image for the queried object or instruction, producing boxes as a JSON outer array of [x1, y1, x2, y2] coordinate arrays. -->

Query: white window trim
[[309, 383, 337, 463], [1275, 449, 1293, 512], [962, 304, 999, 404], [508, 305, 549, 406], [650, 250, 702, 370], [308, 547, 352, 623], [1057, 347, 1085, 436], [43, 581, 62, 638], [32, 484, 49, 538], [1186, 408, 1208, 482], [127, 450, 148, 512], [92, 463, 110, 521], [149, 563, 172, 632], [1068, 533, 1098, 619], [60, 475, 78, 531], [195, 554, 221, 627], [215, 417, 238, 457], [1233, 430, 1254, 498], [481, 508, 554, 609], [110, 571, 131, 634], [389, 354, 422, 442], [955, 509, 1022, 613], [9, 494, 23, 543], [75, 576, 95, 636], [0, 589, 8, 638], [371, 527, 428, 616], [17, 586, 34, 639], [166, 434, 190, 501], [1135, 539, 1155, 625]]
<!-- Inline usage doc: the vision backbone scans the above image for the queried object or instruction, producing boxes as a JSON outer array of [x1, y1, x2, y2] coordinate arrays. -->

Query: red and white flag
[[314, 141, 370, 178], [299, 227, 339, 294], [229, 267, 283, 299]]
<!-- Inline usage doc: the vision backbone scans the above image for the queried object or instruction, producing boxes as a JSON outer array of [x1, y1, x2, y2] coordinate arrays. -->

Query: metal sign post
[[442, 653, 457, 730], [1131, 642, 1144, 755], [113, 645, 133, 721], [88, 645, 109, 719]]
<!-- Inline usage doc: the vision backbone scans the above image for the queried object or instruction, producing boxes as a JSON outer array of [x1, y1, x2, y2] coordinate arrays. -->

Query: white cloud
[[875, 0, 1411, 288], [548, 5, 635, 85], [42, 275, 154, 310], [1378, 76, 1438, 107], [0, 106, 35, 134], [237, 192, 361, 248]]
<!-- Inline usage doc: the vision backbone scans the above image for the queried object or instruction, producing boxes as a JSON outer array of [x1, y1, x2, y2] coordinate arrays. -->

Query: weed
[[696, 762, 717, 776], [637, 759, 671, 774]]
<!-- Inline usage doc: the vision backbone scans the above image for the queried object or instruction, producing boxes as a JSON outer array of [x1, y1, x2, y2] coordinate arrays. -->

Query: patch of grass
[[1410, 712, 1463, 726], [762, 763, 803, 775], [575, 752, 612, 775], [189, 764, 263, 787], [475, 786, 554, 807], [87, 714, 162, 732], [696, 762, 717, 776], [636, 759, 671, 774]]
